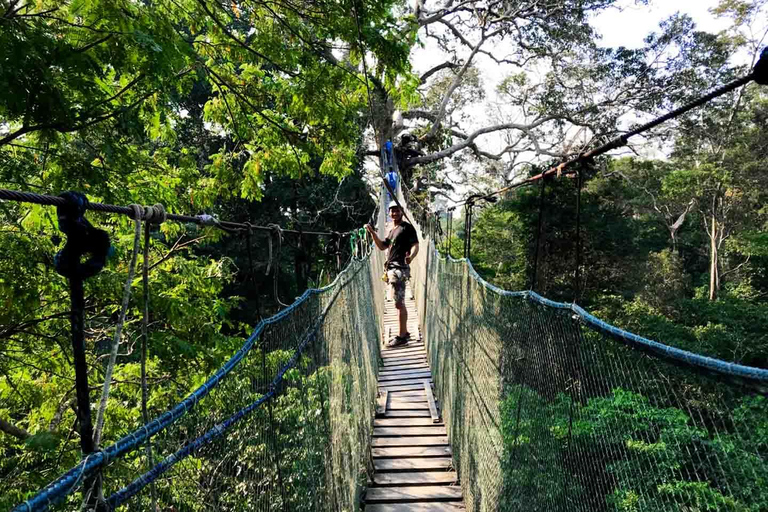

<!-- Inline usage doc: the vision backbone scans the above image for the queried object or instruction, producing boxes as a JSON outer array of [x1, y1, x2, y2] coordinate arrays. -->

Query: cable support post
[[52, 192, 111, 511], [573, 164, 583, 304], [530, 176, 548, 292], [464, 201, 474, 260]]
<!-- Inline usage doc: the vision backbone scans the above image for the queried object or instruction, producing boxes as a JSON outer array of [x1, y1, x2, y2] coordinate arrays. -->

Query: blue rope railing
[[13, 253, 368, 512], [437, 247, 768, 385], [106, 257, 364, 509]]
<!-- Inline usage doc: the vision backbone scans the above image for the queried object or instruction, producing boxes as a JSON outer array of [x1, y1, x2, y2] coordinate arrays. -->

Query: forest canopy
[[1, 0, 767, 510]]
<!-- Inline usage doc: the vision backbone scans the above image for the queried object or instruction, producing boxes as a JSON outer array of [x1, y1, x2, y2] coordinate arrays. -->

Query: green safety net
[[15, 250, 387, 512], [420, 245, 768, 512], [16, 177, 767, 512]]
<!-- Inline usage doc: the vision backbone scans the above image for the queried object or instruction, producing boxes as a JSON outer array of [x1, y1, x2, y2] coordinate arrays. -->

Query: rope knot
[[267, 223, 283, 241], [128, 204, 144, 221], [143, 203, 166, 224]]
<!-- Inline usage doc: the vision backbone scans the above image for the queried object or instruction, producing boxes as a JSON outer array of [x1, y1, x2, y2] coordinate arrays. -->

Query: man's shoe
[[387, 336, 408, 348]]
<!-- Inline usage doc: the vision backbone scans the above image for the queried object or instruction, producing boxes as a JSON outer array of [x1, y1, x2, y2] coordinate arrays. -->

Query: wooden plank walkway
[[365, 284, 464, 511]]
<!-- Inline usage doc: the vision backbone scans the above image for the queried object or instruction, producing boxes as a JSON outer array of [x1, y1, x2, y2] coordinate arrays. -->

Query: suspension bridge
[[4, 53, 768, 512]]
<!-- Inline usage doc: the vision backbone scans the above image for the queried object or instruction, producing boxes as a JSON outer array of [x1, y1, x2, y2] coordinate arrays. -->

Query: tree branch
[[406, 117, 552, 167], [195, 0, 297, 77], [0, 416, 30, 441], [402, 109, 438, 121], [420, 61, 460, 83], [73, 34, 113, 54]]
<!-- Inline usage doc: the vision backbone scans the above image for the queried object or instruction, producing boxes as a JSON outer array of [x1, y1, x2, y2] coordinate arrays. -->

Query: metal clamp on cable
[[54, 192, 111, 280], [197, 213, 218, 227]]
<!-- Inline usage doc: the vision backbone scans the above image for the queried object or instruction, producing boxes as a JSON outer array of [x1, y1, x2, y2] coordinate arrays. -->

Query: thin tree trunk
[[709, 215, 719, 301]]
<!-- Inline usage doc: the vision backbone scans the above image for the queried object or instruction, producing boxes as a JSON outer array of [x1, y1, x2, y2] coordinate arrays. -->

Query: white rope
[[93, 206, 143, 448]]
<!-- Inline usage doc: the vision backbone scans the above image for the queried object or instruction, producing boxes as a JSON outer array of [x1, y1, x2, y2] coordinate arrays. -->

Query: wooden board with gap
[[376, 390, 389, 417]]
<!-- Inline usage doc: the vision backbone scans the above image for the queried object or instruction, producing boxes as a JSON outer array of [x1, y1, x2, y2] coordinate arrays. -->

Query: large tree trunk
[[709, 215, 719, 301]]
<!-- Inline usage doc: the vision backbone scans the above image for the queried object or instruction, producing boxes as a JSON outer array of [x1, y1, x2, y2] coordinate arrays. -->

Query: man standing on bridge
[[366, 201, 419, 348]]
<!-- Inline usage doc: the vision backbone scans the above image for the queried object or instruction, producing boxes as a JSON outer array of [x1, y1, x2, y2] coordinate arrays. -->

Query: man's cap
[[388, 200, 402, 210]]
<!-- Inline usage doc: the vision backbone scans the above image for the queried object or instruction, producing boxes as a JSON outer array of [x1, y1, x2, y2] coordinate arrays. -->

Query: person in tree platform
[[365, 201, 420, 347]]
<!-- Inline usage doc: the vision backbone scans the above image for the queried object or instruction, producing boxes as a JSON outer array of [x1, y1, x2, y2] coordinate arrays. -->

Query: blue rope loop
[[54, 192, 112, 279], [754, 46, 768, 85]]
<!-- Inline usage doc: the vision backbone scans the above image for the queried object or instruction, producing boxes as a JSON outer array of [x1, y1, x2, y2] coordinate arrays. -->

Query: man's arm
[[405, 243, 419, 264], [364, 224, 389, 251]]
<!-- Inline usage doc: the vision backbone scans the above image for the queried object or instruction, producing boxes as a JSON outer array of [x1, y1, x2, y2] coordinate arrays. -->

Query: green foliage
[[500, 387, 768, 511]]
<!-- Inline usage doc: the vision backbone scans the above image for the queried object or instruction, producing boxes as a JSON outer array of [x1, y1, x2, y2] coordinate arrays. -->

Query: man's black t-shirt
[[384, 221, 419, 269]]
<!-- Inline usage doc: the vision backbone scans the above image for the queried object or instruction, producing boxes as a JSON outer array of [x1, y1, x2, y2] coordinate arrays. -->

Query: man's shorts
[[387, 267, 411, 306]]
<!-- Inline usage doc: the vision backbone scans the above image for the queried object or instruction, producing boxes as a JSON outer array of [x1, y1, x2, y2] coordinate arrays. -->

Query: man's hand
[[366, 224, 388, 251], [407, 243, 419, 264]]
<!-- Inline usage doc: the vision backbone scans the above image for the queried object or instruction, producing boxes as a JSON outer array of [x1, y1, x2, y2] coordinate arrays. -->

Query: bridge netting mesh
[[421, 243, 768, 512], [17, 249, 385, 512], [12, 180, 768, 512]]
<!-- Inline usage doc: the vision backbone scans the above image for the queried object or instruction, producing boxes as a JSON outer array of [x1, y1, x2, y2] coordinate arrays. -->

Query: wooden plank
[[387, 402, 429, 411], [389, 395, 428, 403], [379, 378, 433, 388], [381, 352, 426, 362], [380, 368, 432, 378], [380, 383, 433, 392], [366, 485, 462, 503], [376, 390, 389, 417], [372, 471, 458, 486], [373, 426, 447, 437], [371, 446, 452, 458], [382, 341, 424, 351], [380, 367, 430, 375], [381, 347, 425, 357], [388, 389, 433, 397], [378, 371, 432, 382], [424, 380, 440, 423], [374, 418, 443, 427], [379, 363, 430, 373], [371, 436, 449, 447], [381, 356, 427, 366], [365, 503, 465, 511], [380, 380, 433, 390], [382, 356, 426, 364], [383, 410, 431, 418], [379, 370, 432, 380], [381, 347, 426, 357], [366, 502, 465, 511], [373, 457, 453, 471]]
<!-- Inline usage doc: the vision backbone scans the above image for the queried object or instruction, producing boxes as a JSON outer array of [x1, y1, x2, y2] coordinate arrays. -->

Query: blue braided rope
[[14, 255, 367, 512], [438, 249, 526, 298], [107, 258, 365, 509], [106, 391, 274, 510], [433, 245, 768, 384]]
